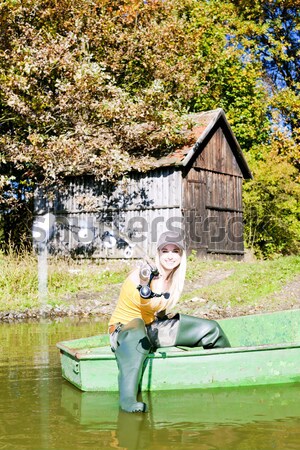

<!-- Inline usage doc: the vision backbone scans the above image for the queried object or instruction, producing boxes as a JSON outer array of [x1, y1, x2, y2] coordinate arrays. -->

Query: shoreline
[[2, 297, 299, 323], [0, 302, 112, 323]]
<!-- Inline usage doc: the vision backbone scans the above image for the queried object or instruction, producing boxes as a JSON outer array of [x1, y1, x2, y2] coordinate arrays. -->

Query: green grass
[[47, 260, 129, 300], [0, 251, 39, 310], [0, 251, 132, 312], [183, 254, 300, 306], [1, 250, 300, 313]]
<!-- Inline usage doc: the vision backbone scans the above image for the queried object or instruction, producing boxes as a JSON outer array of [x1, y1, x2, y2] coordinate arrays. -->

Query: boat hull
[[57, 309, 300, 391]]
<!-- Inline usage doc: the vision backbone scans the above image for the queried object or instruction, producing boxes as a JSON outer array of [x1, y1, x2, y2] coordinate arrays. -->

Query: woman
[[109, 231, 230, 413]]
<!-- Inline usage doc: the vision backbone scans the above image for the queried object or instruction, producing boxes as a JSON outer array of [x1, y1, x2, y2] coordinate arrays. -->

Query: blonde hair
[[153, 248, 187, 312]]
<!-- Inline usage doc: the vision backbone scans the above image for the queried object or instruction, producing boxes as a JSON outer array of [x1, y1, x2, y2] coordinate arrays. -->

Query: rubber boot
[[115, 318, 152, 413], [175, 314, 231, 348]]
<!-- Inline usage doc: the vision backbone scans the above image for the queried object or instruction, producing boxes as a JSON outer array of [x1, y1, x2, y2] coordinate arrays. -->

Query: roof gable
[[154, 108, 253, 179]]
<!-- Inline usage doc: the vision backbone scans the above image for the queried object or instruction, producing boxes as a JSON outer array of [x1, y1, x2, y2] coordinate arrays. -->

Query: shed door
[[183, 170, 208, 255], [183, 169, 244, 256]]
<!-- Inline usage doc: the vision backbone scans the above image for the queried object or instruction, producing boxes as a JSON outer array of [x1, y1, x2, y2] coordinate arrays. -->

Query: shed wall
[[194, 127, 243, 177], [34, 169, 183, 259]]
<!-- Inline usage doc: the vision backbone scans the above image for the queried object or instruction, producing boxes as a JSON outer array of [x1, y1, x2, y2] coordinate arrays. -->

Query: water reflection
[[59, 381, 300, 450], [1, 318, 300, 450], [60, 382, 300, 428]]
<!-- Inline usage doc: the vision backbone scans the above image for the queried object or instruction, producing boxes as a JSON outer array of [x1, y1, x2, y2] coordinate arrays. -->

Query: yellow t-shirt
[[109, 276, 161, 326]]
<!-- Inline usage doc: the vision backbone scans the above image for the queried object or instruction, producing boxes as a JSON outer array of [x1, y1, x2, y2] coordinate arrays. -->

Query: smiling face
[[159, 244, 182, 272]]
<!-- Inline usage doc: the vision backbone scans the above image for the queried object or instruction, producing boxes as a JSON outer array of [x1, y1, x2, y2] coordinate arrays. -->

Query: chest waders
[[115, 318, 152, 413], [175, 314, 231, 348], [114, 314, 230, 413]]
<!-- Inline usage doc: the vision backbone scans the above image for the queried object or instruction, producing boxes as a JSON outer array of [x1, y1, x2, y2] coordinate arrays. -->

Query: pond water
[[1, 317, 300, 450]]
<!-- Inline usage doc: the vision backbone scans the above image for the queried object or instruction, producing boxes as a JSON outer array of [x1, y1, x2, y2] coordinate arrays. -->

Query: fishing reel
[[137, 264, 170, 300]]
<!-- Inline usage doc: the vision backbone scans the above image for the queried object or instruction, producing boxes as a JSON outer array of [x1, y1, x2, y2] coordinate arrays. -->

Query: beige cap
[[157, 231, 185, 251]]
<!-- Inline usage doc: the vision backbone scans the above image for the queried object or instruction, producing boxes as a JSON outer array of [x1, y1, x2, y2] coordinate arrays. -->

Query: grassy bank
[[1, 251, 300, 314], [0, 251, 131, 312], [182, 253, 300, 308]]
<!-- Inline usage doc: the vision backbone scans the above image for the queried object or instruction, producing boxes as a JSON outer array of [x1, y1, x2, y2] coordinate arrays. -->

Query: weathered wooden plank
[[194, 127, 243, 177]]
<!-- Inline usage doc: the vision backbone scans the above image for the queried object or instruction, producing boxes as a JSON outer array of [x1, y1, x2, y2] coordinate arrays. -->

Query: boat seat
[[156, 346, 191, 353], [74, 345, 192, 359], [74, 345, 113, 357]]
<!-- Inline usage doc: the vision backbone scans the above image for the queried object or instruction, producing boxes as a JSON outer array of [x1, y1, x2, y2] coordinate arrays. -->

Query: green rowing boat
[[56, 308, 300, 392]]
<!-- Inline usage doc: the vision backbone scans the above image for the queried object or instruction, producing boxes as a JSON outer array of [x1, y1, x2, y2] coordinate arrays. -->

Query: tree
[[229, 0, 300, 256], [231, 0, 300, 145], [0, 0, 269, 185], [243, 143, 300, 258]]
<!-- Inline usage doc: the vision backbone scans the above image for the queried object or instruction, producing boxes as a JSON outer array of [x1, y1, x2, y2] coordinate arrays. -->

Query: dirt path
[[180, 272, 300, 320]]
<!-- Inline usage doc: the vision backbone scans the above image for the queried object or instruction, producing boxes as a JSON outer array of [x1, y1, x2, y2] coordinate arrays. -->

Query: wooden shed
[[33, 108, 252, 260]]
